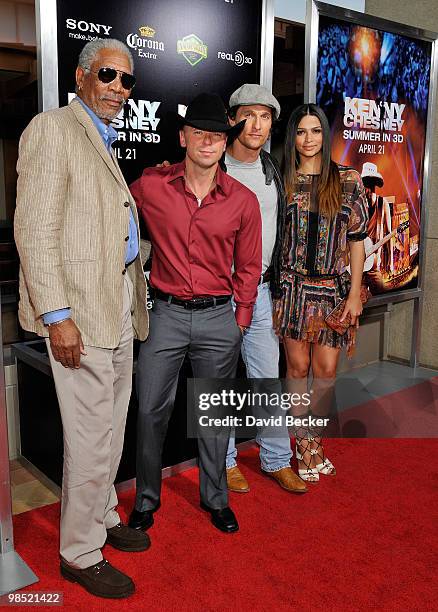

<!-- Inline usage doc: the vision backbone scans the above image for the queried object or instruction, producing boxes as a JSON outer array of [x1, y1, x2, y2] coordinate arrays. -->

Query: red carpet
[[12, 440, 438, 611]]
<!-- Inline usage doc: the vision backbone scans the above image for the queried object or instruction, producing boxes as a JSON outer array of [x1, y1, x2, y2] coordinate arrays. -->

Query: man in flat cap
[[224, 84, 307, 495]]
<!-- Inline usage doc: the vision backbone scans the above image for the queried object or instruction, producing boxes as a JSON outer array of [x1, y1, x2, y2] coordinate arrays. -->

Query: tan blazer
[[14, 97, 149, 348]]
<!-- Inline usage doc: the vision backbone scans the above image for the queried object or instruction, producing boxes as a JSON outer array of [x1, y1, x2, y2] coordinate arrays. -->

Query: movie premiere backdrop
[[53, 0, 263, 184], [311, 7, 433, 297]]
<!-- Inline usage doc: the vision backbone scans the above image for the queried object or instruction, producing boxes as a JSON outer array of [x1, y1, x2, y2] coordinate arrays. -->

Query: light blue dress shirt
[[43, 97, 139, 325]]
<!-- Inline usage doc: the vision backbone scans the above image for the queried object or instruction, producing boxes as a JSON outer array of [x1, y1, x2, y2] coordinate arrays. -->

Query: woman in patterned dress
[[273, 104, 368, 482]]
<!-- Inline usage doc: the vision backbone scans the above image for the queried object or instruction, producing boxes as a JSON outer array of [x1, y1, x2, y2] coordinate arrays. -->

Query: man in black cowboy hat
[[128, 93, 262, 533]]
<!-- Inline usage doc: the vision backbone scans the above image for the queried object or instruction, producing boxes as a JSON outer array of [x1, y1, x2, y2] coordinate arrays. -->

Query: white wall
[[0, 0, 36, 46], [275, 0, 365, 23]]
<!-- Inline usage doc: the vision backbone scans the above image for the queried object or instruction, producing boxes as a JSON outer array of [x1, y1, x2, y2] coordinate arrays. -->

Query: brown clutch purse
[[324, 283, 371, 335]]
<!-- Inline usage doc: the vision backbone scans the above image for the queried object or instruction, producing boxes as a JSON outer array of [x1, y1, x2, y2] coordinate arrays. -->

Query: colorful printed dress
[[273, 167, 368, 354]]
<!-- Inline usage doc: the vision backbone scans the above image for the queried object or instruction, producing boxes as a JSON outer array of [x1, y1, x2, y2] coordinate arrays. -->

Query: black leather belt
[[154, 289, 231, 310]]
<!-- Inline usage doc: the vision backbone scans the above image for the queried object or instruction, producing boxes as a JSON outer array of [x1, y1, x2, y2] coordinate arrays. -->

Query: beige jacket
[[14, 97, 149, 348]]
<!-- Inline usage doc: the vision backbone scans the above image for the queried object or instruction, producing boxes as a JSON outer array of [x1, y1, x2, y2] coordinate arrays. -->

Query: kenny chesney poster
[[316, 14, 432, 295]]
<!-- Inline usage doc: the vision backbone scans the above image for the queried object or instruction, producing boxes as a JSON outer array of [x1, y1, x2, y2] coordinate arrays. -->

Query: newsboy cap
[[229, 84, 281, 120]]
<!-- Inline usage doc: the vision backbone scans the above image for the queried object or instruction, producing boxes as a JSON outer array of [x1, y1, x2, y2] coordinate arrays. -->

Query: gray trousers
[[135, 298, 241, 511]]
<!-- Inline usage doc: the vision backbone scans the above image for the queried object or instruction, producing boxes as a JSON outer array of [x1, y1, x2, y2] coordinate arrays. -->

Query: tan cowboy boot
[[264, 466, 308, 493], [226, 466, 250, 493]]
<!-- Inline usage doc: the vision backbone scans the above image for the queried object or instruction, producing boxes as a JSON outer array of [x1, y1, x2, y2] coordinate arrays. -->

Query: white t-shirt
[[225, 152, 277, 274]]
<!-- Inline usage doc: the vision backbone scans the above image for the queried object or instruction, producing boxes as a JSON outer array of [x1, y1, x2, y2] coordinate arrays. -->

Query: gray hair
[[78, 38, 134, 72]]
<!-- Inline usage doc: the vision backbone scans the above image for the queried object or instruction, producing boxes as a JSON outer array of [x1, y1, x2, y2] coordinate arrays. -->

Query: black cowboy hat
[[176, 93, 245, 135]]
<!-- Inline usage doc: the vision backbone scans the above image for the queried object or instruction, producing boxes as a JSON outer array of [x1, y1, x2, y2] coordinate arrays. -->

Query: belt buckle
[[183, 297, 198, 310], [192, 297, 208, 310]]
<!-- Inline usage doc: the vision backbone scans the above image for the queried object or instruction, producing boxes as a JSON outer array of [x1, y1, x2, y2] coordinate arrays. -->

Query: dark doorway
[[0, 45, 38, 345], [271, 19, 305, 167]]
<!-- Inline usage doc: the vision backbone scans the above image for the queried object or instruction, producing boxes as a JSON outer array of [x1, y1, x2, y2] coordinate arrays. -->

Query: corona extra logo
[[126, 26, 164, 59], [177, 34, 208, 67], [139, 26, 156, 38]]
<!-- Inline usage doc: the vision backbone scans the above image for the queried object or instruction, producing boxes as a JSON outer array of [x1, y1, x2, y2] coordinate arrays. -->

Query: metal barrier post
[[0, 288, 38, 595]]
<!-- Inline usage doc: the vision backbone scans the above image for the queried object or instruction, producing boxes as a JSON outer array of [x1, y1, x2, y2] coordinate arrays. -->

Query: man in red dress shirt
[[128, 93, 262, 534]]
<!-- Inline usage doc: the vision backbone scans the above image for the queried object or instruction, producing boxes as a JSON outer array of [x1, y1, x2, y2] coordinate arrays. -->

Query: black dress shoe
[[106, 523, 151, 552], [60, 558, 134, 599], [200, 501, 239, 533], [128, 508, 155, 531]]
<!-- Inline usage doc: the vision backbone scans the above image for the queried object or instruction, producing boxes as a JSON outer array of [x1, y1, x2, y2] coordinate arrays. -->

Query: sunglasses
[[88, 67, 136, 90]]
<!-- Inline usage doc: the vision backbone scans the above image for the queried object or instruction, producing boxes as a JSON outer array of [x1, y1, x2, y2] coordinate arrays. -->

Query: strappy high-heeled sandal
[[295, 445, 319, 483], [315, 457, 336, 475], [309, 427, 336, 476]]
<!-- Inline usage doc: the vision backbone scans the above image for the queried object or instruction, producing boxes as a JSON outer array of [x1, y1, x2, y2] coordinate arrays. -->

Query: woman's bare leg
[[310, 343, 341, 473], [282, 338, 317, 481]]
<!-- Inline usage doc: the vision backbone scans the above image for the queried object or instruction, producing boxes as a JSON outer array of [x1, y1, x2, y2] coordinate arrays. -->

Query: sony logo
[[65, 19, 112, 36]]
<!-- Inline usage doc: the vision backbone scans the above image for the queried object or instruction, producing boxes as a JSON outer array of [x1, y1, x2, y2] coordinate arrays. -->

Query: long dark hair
[[284, 104, 342, 218]]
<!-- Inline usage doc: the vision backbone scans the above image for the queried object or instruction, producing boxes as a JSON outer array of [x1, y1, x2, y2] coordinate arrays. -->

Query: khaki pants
[[46, 274, 133, 569]]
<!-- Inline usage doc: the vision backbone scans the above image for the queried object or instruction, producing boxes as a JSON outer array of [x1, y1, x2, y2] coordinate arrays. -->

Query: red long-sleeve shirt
[[130, 161, 262, 326]]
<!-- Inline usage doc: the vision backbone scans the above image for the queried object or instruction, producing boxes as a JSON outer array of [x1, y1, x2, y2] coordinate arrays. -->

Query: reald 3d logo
[[177, 34, 208, 66]]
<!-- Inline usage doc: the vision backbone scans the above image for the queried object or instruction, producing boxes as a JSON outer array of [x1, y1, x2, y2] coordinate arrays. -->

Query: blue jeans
[[227, 282, 292, 472]]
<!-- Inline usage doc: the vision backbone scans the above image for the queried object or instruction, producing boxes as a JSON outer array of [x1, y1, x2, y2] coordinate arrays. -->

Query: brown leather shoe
[[263, 466, 308, 494], [60, 559, 134, 599], [226, 466, 250, 493], [106, 522, 151, 552]]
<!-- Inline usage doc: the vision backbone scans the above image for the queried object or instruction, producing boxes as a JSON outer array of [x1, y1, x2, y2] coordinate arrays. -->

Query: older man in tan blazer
[[14, 39, 149, 599]]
